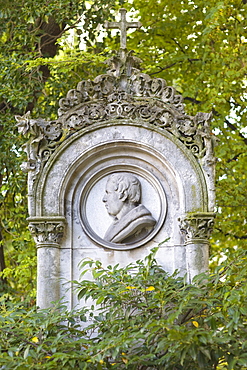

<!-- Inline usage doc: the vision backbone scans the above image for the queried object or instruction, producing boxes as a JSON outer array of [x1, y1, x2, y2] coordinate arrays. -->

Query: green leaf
[[23, 345, 30, 359]]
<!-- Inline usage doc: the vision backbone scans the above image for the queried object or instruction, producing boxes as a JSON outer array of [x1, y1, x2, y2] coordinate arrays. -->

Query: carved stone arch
[[36, 118, 208, 229], [30, 118, 211, 306], [16, 9, 216, 309]]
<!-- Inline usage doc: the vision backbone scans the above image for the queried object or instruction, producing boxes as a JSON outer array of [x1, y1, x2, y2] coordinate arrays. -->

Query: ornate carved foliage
[[15, 111, 63, 173], [57, 72, 213, 159], [57, 72, 185, 117], [179, 213, 215, 244], [16, 54, 215, 181], [28, 217, 66, 247]]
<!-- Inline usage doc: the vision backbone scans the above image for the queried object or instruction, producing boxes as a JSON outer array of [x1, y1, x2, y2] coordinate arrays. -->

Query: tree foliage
[[0, 0, 246, 299]]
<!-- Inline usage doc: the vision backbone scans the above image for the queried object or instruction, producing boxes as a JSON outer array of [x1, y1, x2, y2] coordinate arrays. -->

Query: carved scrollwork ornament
[[179, 213, 216, 244], [16, 19, 216, 185], [28, 217, 66, 248], [55, 71, 215, 162], [15, 112, 63, 183]]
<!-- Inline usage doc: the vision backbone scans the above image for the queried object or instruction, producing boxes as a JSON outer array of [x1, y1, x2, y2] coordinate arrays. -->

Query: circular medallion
[[79, 166, 166, 250]]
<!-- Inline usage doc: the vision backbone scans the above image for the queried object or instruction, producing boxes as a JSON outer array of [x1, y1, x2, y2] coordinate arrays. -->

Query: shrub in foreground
[[1, 248, 247, 369]]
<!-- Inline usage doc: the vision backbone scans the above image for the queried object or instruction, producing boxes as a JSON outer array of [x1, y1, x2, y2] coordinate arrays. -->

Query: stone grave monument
[[16, 9, 216, 309]]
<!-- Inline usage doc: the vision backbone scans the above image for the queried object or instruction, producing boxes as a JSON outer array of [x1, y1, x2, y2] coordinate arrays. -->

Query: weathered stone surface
[[28, 216, 66, 247], [15, 67, 216, 211], [16, 9, 216, 309], [179, 213, 215, 244], [27, 121, 214, 307]]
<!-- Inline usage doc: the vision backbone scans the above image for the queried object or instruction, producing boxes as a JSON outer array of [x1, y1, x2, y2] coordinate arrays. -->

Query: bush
[[0, 301, 90, 369], [1, 248, 247, 369]]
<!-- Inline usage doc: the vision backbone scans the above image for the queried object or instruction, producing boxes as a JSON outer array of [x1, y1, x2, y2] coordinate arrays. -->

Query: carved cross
[[104, 8, 142, 50]]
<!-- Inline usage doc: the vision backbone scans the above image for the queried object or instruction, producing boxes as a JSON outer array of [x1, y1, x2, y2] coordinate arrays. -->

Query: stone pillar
[[28, 216, 66, 308], [179, 213, 215, 282]]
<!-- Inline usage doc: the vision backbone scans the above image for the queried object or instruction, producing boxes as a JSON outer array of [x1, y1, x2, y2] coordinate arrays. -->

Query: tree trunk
[[0, 172, 7, 291], [0, 228, 7, 285], [37, 16, 66, 82]]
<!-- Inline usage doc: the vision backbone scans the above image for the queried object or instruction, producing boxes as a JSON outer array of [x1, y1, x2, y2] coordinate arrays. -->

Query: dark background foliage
[[0, 4, 246, 365]]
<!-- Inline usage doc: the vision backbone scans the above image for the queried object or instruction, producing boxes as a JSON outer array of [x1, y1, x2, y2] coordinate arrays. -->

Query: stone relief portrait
[[102, 173, 156, 244]]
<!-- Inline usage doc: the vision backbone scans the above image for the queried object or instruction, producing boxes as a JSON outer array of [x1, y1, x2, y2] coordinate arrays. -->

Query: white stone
[[16, 15, 216, 310], [28, 121, 214, 308]]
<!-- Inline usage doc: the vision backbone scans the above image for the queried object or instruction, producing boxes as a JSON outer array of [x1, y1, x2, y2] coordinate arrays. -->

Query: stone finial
[[104, 9, 142, 78], [104, 8, 142, 51]]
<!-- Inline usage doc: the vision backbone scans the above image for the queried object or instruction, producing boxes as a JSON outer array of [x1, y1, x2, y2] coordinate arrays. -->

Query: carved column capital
[[179, 213, 215, 244], [27, 216, 66, 248]]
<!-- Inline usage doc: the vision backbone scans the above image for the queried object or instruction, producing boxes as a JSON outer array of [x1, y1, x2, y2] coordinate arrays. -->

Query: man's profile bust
[[102, 173, 156, 244]]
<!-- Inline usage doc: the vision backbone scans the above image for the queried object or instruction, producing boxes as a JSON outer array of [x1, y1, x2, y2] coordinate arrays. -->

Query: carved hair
[[108, 173, 141, 204]]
